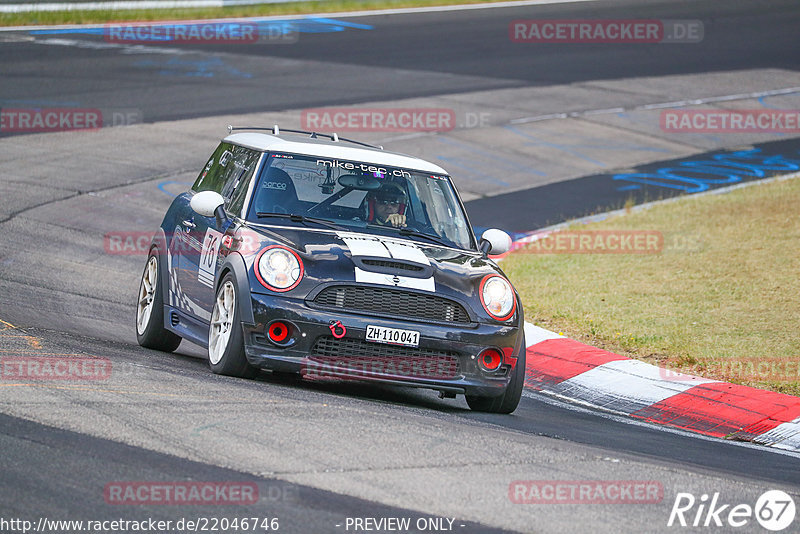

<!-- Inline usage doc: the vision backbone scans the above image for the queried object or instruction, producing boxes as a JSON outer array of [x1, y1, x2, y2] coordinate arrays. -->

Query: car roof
[[224, 132, 449, 175]]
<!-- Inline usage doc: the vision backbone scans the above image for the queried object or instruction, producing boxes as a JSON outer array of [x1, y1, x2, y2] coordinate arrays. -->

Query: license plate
[[365, 325, 420, 347]]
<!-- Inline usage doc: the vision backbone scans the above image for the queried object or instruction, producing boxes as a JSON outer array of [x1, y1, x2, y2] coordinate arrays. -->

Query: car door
[[178, 143, 261, 319]]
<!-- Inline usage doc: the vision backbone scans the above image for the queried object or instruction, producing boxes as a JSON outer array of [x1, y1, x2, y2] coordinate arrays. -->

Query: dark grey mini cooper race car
[[136, 126, 526, 413]]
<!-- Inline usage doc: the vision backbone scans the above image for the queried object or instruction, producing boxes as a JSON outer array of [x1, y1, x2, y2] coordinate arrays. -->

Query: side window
[[192, 142, 234, 194], [225, 147, 262, 216]]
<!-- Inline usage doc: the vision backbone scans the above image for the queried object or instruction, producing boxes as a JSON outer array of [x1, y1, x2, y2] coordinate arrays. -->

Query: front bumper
[[242, 292, 522, 398]]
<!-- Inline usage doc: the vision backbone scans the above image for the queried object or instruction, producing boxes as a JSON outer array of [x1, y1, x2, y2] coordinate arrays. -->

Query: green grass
[[503, 175, 800, 396], [1, 0, 512, 26]]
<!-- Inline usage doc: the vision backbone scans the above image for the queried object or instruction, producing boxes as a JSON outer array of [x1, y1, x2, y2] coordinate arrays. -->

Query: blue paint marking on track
[[756, 92, 800, 111], [464, 138, 800, 233], [288, 17, 373, 32], [158, 180, 192, 197], [758, 96, 778, 110], [29, 27, 104, 35], [28, 17, 373, 37], [612, 148, 800, 193]]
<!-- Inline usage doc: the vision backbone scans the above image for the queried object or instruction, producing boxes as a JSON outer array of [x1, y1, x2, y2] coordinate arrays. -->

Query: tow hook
[[328, 320, 346, 339]]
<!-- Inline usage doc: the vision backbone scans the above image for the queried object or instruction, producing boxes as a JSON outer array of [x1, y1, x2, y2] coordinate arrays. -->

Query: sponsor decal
[[262, 181, 288, 190]]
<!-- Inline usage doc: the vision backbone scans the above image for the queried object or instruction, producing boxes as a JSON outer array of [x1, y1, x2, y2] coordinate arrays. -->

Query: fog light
[[267, 320, 293, 345], [478, 349, 503, 372]]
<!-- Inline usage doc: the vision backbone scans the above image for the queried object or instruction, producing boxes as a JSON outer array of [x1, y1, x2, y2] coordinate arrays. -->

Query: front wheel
[[136, 252, 182, 352], [208, 274, 258, 378], [466, 333, 526, 414]]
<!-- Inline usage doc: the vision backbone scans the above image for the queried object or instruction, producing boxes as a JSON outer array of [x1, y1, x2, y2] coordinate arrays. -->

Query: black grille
[[360, 259, 425, 273], [308, 336, 461, 379], [311, 285, 471, 324]]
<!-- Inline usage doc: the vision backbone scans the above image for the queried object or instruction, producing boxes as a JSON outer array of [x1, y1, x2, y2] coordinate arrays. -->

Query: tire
[[136, 251, 182, 352], [466, 333, 526, 414], [208, 274, 258, 378]]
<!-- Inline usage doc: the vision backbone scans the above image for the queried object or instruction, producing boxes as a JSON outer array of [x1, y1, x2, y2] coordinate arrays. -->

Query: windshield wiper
[[256, 213, 343, 231], [366, 224, 450, 247], [399, 228, 451, 247]]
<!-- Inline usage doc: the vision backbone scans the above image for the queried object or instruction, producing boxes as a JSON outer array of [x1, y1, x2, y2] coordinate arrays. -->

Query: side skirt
[[163, 305, 208, 348]]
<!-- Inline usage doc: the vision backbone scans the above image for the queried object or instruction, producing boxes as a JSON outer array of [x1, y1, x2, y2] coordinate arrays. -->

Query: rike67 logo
[[668, 490, 796, 531]]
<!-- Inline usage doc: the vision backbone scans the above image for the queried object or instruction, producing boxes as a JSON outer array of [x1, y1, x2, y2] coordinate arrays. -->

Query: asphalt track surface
[[467, 136, 800, 231], [1, 1, 800, 533], [0, 0, 798, 124]]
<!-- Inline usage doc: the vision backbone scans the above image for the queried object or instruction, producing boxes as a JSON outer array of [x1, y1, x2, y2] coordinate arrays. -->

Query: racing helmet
[[366, 181, 407, 221]]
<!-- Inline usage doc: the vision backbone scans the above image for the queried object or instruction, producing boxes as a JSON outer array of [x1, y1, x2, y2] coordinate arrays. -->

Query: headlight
[[255, 245, 303, 291], [480, 275, 516, 321]]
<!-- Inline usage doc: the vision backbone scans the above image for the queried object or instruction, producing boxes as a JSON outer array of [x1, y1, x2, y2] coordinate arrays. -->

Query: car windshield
[[246, 152, 475, 250]]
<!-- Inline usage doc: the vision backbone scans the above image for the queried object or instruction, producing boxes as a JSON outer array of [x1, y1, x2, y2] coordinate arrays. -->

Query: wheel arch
[[149, 228, 171, 310], [216, 252, 255, 325]]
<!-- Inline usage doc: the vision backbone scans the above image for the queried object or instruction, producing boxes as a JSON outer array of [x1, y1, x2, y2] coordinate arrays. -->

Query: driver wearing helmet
[[365, 182, 408, 228]]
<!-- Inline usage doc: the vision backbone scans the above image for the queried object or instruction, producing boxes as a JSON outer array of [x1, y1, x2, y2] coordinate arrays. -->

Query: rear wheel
[[136, 252, 182, 352], [208, 274, 258, 378], [466, 333, 526, 414]]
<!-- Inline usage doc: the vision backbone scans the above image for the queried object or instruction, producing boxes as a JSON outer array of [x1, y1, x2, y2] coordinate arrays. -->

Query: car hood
[[237, 224, 509, 309]]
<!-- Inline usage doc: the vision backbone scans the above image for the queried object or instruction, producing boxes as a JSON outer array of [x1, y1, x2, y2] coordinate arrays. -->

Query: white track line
[[754, 417, 800, 451], [0, 0, 294, 14], [510, 86, 800, 124], [524, 323, 564, 346]]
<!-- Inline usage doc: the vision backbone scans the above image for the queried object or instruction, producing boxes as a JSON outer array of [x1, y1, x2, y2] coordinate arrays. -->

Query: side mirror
[[479, 228, 512, 255], [190, 190, 225, 217], [190, 190, 227, 228]]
